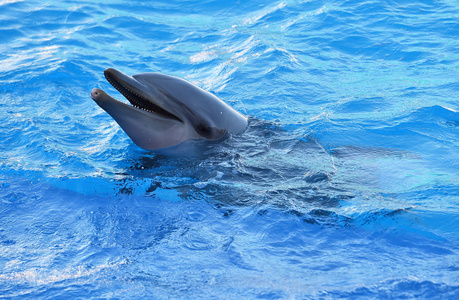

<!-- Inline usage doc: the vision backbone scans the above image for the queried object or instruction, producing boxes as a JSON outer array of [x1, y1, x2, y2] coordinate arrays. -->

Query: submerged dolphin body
[[91, 68, 248, 150]]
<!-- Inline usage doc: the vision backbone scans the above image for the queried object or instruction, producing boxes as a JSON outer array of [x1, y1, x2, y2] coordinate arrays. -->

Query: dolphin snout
[[91, 88, 104, 101]]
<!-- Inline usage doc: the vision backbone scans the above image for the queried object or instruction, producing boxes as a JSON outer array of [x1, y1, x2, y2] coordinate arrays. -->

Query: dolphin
[[91, 68, 248, 150]]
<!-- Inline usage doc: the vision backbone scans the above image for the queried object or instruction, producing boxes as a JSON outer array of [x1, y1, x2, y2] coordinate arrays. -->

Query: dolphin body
[[91, 68, 248, 150]]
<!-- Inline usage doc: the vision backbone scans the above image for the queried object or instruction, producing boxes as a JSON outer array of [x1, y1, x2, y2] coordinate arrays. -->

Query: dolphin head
[[91, 68, 247, 150]]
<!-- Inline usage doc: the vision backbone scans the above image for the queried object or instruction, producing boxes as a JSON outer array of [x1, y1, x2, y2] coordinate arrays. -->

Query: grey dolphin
[[91, 68, 247, 150]]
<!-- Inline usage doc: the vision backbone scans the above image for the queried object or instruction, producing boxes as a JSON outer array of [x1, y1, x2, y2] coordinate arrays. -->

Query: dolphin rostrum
[[91, 68, 248, 150]]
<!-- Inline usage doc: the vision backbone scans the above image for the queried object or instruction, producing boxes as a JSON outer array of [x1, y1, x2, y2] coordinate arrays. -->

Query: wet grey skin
[[91, 68, 248, 150]]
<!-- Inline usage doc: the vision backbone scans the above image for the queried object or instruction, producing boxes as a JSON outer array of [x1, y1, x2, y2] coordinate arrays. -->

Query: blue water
[[1, 0, 459, 298]]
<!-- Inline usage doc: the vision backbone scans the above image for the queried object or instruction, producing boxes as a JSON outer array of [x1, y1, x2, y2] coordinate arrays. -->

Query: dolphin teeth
[[133, 104, 154, 115], [104, 70, 182, 122]]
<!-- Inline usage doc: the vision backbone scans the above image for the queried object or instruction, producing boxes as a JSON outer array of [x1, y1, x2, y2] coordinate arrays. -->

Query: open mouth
[[104, 70, 182, 122]]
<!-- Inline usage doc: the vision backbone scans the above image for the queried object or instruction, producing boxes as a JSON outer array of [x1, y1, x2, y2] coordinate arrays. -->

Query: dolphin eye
[[196, 123, 227, 140], [196, 123, 212, 138]]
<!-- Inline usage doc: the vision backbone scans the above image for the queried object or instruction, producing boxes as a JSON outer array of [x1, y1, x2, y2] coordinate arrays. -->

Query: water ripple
[[1, 0, 459, 298]]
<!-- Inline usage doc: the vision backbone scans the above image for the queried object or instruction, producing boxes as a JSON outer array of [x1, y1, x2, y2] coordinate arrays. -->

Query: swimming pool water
[[1, 0, 459, 298]]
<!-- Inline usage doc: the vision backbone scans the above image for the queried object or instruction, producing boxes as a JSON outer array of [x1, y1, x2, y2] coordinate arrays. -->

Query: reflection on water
[[112, 118, 425, 227]]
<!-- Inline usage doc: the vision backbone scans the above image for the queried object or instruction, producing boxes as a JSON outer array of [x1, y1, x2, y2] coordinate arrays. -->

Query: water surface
[[1, 0, 459, 298]]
